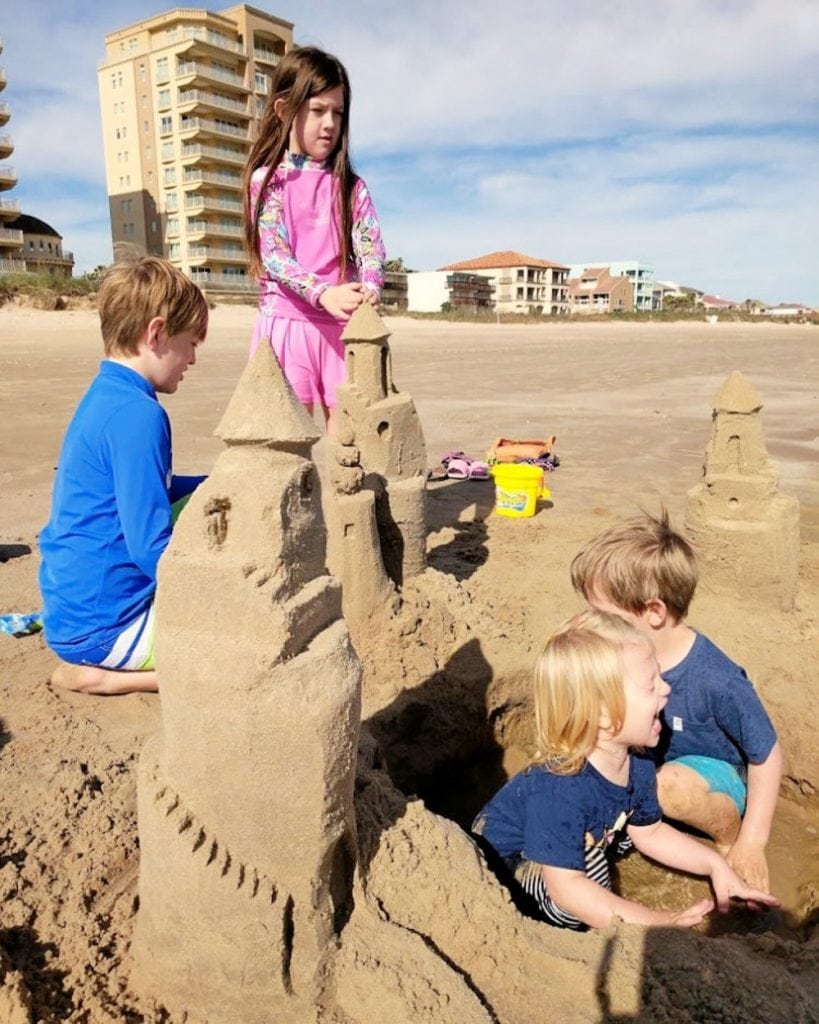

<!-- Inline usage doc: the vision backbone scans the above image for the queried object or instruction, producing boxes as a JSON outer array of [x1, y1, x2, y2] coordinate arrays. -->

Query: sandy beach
[[1, 305, 817, 1021]]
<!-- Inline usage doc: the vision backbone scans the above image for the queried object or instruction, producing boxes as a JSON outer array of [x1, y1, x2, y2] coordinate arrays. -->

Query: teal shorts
[[670, 755, 747, 815]]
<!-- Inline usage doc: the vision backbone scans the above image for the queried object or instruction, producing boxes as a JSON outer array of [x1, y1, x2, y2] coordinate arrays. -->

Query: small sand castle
[[327, 304, 428, 632], [130, 346, 362, 1022], [685, 370, 799, 610]]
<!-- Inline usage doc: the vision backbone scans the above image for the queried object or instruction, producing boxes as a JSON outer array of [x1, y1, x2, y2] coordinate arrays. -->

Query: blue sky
[[2, 0, 818, 303]]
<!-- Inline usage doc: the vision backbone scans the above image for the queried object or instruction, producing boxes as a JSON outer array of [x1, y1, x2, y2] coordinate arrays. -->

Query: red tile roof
[[439, 250, 569, 272]]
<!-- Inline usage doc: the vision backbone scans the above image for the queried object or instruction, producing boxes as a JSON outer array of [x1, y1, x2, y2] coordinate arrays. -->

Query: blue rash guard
[[39, 360, 202, 665]]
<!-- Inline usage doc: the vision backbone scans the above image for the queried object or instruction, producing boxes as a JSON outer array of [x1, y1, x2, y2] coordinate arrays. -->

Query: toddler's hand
[[664, 898, 714, 928], [318, 283, 365, 321]]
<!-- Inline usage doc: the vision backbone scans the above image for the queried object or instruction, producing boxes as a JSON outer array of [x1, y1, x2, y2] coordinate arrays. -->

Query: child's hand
[[663, 898, 715, 928], [710, 857, 781, 913], [725, 841, 769, 898], [318, 283, 366, 321], [363, 287, 379, 309]]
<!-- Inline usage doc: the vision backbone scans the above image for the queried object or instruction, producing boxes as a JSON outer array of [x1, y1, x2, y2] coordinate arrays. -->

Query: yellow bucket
[[490, 463, 551, 518]]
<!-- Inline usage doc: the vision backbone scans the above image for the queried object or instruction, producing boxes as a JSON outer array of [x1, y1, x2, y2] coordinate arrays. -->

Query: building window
[[158, 89, 171, 108], [144, 120, 150, 134], [160, 115, 173, 135], [156, 56, 169, 81], [145, 146, 152, 159], [254, 70, 268, 93]]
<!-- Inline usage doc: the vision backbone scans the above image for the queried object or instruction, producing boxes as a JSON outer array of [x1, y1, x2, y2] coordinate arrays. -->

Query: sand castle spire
[[130, 345, 362, 1021], [685, 370, 799, 610], [215, 341, 319, 447]]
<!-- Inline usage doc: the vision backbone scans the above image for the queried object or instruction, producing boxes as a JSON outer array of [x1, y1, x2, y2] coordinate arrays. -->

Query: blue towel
[[0, 613, 43, 637]]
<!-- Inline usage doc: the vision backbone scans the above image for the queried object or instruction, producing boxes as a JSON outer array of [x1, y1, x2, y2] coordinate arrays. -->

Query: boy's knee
[[656, 762, 703, 815]]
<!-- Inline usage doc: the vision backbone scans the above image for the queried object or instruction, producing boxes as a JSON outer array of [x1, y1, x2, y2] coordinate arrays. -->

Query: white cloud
[[1, 0, 817, 300]]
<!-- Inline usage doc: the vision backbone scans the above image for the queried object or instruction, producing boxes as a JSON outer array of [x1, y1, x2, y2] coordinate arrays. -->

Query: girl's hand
[[662, 898, 715, 928], [318, 283, 365, 321]]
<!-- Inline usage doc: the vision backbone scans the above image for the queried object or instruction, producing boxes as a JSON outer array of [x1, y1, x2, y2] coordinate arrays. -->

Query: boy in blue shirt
[[570, 510, 782, 896], [39, 257, 208, 695]]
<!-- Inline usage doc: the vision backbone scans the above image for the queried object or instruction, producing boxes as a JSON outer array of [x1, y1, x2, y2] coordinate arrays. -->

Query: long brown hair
[[243, 46, 358, 280]]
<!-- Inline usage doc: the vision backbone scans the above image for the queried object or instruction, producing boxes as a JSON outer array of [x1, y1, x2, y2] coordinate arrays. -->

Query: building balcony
[[182, 169, 242, 191], [176, 61, 248, 94], [177, 89, 250, 118], [0, 165, 17, 190], [180, 142, 246, 166], [187, 244, 246, 265], [188, 268, 253, 291], [163, 26, 245, 58], [186, 219, 243, 239], [253, 46, 282, 67], [0, 68, 6, 92], [0, 256, 26, 273], [0, 197, 20, 220], [0, 102, 9, 126], [0, 133, 11, 158], [0, 226, 23, 246], [184, 194, 243, 214], [178, 117, 249, 142]]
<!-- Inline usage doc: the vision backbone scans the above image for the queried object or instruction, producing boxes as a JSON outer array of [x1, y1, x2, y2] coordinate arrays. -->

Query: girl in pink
[[243, 46, 386, 432]]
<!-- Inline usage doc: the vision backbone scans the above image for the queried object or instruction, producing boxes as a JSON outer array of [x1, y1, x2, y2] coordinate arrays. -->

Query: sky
[[2, 0, 818, 304]]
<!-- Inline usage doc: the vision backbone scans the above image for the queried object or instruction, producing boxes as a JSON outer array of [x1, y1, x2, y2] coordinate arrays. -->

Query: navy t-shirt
[[658, 632, 777, 767], [472, 756, 661, 872]]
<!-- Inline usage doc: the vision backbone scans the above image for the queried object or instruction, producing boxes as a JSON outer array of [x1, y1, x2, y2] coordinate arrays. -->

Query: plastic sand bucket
[[490, 463, 551, 518]]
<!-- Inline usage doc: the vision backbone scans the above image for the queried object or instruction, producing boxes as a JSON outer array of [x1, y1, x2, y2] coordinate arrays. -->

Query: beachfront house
[[406, 270, 494, 313], [566, 267, 633, 315], [569, 259, 659, 311], [437, 251, 570, 316]]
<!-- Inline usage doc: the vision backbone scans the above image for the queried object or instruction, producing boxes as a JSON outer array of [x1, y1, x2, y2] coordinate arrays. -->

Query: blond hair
[[97, 256, 209, 356], [533, 609, 652, 775], [570, 509, 698, 620]]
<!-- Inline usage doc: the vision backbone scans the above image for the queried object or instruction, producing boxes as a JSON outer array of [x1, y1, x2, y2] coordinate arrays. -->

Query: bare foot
[[50, 661, 158, 695]]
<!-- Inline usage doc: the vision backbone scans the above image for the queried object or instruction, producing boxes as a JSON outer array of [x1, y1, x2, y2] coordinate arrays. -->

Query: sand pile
[[0, 308, 817, 1021]]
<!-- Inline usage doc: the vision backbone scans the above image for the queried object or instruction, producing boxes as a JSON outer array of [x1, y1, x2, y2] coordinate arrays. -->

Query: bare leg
[[51, 660, 158, 696], [657, 761, 741, 852], [302, 402, 336, 436]]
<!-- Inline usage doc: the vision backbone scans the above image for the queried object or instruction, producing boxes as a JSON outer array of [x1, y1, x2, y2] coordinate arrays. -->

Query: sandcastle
[[685, 371, 800, 610], [327, 303, 428, 633], [130, 345, 362, 1021], [128, 323, 813, 1023]]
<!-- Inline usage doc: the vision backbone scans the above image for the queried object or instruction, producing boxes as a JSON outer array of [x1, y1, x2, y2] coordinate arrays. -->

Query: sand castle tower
[[328, 304, 428, 630], [685, 370, 799, 610], [130, 346, 362, 1023]]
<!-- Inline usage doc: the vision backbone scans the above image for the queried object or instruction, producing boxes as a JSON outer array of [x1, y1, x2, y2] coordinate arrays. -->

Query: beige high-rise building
[[98, 5, 293, 293], [0, 36, 25, 273]]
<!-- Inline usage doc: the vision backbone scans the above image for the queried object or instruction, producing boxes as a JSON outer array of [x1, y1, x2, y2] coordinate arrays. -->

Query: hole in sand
[[370, 671, 817, 943]]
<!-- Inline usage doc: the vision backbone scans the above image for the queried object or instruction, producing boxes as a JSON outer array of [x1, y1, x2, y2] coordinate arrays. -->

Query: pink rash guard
[[250, 152, 385, 325]]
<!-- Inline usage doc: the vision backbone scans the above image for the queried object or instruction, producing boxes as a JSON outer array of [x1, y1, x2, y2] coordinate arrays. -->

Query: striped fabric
[[511, 844, 611, 931], [99, 605, 155, 670]]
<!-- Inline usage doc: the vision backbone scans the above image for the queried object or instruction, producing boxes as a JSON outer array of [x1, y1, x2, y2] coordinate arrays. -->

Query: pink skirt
[[250, 313, 345, 408]]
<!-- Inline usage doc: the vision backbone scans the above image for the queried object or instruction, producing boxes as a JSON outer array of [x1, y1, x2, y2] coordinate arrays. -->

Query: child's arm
[[351, 179, 386, 302], [629, 820, 780, 913], [541, 863, 713, 929], [726, 741, 783, 893]]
